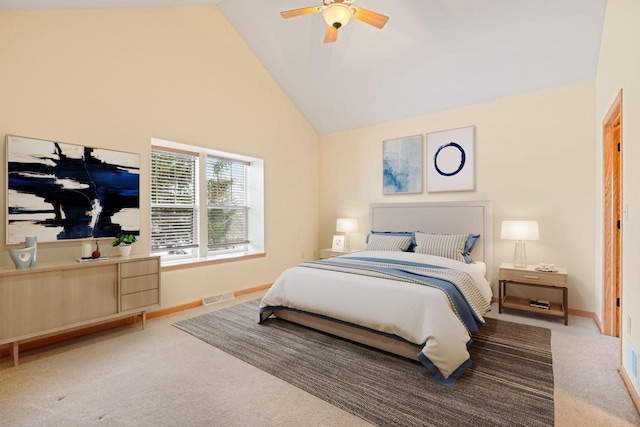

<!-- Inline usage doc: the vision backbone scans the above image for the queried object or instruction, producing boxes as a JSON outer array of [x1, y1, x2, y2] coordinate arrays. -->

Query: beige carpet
[[0, 292, 638, 426]]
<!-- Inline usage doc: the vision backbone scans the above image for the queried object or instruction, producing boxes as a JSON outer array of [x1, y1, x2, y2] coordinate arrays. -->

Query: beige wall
[[0, 6, 319, 307], [319, 82, 596, 311], [596, 0, 640, 394]]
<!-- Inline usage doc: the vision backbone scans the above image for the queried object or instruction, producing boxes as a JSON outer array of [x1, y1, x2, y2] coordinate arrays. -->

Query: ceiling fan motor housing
[[322, 3, 353, 29]]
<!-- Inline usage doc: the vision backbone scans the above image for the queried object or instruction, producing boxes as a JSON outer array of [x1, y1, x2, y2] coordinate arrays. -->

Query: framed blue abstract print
[[426, 126, 475, 192], [383, 134, 423, 194], [6, 135, 140, 244]]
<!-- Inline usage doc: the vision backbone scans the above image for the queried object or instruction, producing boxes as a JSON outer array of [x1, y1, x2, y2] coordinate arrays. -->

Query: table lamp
[[336, 218, 358, 251], [501, 220, 539, 268]]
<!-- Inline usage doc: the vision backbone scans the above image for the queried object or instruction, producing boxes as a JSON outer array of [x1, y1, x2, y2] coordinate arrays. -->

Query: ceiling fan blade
[[352, 6, 389, 29], [281, 6, 322, 19], [324, 25, 338, 43]]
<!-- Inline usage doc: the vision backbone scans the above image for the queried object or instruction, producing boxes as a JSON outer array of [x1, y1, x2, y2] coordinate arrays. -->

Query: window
[[151, 138, 264, 264], [151, 149, 198, 256], [206, 156, 249, 251]]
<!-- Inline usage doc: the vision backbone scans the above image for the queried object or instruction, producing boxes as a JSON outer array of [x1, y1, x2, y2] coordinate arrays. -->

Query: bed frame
[[274, 200, 493, 359]]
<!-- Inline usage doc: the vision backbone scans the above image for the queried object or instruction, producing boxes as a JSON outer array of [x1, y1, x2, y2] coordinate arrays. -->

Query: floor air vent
[[631, 347, 639, 383], [202, 292, 235, 305], [625, 342, 639, 384]]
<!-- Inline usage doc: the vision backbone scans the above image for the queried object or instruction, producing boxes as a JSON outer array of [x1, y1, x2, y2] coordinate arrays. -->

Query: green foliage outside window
[[207, 159, 247, 249]]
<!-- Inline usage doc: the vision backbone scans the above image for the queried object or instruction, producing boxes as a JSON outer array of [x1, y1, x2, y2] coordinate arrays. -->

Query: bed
[[258, 201, 493, 386]]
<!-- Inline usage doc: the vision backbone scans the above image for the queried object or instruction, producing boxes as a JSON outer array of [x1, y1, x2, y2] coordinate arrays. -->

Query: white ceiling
[[0, 0, 607, 135]]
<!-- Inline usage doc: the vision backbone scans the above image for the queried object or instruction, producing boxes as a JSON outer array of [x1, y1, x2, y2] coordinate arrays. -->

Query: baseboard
[[0, 282, 273, 359], [233, 282, 272, 297], [620, 365, 640, 414], [146, 300, 203, 319], [567, 308, 596, 320], [594, 313, 604, 333]]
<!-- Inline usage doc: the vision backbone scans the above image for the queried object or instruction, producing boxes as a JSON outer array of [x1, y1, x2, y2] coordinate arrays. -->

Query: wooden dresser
[[0, 254, 161, 366]]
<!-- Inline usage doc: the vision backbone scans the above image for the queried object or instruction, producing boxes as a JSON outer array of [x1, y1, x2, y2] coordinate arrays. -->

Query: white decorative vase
[[118, 245, 132, 257], [25, 235, 37, 267], [9, 247, 36, 269]]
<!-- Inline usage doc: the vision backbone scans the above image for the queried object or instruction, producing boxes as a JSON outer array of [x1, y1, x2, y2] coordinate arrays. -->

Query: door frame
[[602, 89, 623, 337]]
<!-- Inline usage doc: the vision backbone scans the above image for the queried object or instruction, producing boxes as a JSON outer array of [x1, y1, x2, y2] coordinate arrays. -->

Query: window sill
[[160, 252, 266, 272]]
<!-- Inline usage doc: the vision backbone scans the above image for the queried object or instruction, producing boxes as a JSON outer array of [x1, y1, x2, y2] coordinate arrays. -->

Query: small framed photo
[[332, 235, 345, 251]]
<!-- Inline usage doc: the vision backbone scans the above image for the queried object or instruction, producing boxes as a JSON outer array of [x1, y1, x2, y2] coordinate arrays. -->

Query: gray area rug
[[173, 300, 554, 426]]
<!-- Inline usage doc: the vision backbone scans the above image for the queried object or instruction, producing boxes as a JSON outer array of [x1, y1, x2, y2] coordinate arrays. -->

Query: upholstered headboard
[[369, 201, 492, 276]]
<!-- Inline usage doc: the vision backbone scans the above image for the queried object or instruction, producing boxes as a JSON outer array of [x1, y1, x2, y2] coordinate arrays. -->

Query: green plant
[[112, 232, 137, 247]]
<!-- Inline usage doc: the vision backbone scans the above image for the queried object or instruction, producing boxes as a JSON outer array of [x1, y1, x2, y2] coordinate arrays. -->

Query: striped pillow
[[414, 232, 468, 263], [367, 231, 416, 251], [364, 234, 413, 252]]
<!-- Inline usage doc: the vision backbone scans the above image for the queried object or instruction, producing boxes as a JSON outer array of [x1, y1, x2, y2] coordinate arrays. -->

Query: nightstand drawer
[[500, 268, 567, 286], [319, 249, 361, 259]]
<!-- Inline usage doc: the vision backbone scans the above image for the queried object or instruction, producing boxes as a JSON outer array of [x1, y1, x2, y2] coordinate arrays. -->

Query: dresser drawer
[[121, 289, 159, 311], [120, 259, 159, 279], [121, 274, 158, 295], [499, 268, 567, 286]]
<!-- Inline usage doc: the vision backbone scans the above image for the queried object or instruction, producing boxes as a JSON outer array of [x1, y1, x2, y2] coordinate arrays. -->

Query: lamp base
[[513, 241, 527, 268]]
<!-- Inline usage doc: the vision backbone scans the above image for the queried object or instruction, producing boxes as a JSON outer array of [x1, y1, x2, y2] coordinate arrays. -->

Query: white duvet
[[259, 251, 493, 385]]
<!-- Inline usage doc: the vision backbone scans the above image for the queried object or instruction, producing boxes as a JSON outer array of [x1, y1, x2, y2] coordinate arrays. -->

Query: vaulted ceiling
[[0, 0, 607, 135]]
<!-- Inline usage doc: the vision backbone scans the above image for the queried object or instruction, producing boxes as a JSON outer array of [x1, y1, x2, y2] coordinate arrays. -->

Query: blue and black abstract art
[[7, 135, 140, 244]]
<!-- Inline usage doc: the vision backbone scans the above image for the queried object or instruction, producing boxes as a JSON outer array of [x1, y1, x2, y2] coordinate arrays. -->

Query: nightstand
[[498, 262, 569, 325], [319, 249, 361, 259]]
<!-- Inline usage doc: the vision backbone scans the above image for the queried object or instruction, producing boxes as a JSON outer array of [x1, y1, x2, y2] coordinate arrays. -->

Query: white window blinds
[[206, 156, 249, 250], [151, 149, 198, 252]]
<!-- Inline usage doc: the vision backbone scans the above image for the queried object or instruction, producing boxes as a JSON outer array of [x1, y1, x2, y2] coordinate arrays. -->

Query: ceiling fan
[[280, 0, 389, 43]]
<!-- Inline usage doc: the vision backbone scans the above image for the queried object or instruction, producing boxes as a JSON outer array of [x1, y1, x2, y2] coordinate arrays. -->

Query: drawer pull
[[523, 275, 540, 280]]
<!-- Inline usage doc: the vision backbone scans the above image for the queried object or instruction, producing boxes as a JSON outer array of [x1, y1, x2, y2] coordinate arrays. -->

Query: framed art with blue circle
[[426, 126, 474, 192]]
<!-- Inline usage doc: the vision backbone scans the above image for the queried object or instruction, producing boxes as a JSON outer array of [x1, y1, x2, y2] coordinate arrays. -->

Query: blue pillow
[[462, 234, 480, 263]]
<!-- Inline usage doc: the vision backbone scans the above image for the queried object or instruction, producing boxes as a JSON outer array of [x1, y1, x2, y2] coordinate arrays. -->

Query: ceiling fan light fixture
[[322, 3, 353, 29]]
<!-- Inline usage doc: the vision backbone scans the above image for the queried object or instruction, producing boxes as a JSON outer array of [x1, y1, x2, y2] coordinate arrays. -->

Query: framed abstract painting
[[426, 126, 475, 192], [6, 135, 140, 244], [382, 134, 423, 194]]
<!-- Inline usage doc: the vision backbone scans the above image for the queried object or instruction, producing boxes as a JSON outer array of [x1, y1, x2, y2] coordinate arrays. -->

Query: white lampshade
[[501, 220, 539, 241], [501, 220, 539, 268], [322, 3, 353, 29], [336, 218, 358, 233]]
